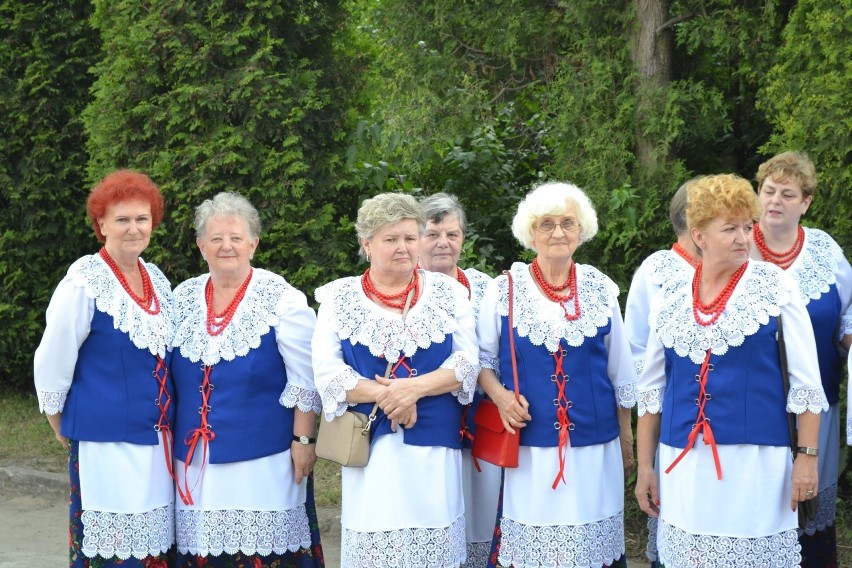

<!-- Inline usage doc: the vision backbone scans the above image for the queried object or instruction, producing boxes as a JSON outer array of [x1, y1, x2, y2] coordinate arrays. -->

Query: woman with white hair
[[477, 181, 635, 567]]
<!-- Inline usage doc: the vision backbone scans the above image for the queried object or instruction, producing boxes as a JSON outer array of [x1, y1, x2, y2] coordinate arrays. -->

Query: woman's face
[[362, 219, 420, 278], [420, 215, 464, 275], [692, 215, 753, 271], [531, 201, 581, 263], [758, 175, 812, 231], [197, 215, 258, 277], [98, 200, 153, 260]]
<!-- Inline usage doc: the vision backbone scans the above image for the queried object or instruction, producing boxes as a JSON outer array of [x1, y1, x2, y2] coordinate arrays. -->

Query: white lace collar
[[172, 268, 293, 366], [789, 227, 842, 304], [70, 254, 174, 358], [651, 262, 791, 364], [646, 249, 695, 286], [496, 261, 620, 353], [464, 267, 492, 320], [314, 270, 463, 363]]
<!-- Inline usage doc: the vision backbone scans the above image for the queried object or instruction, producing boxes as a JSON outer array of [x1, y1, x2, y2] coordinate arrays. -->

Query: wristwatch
[[797, 446, 818, 456], [293, 435, 316, 445]]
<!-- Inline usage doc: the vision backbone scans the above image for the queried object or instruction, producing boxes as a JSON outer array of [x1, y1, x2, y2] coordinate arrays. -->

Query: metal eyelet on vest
[[553, 422, 560, 429], [568, 423, 575, 431], [550, 374, 557, 382], [155, 398, 160, 406], [566, 401, 573, 409], [561, 349, 568, 356], [410, 368, 418, 376], [205, 424, 213, 431], [707, 364, 715, 371], [694, 398, 700, 405], [198, 406, 204, 414], [705, 393, 711, 400], [208, 383, 215, 390], [553, 398, 559, 406], [695, 374, 701, 381], [198, 385, 204, 392], [154, 424, 161, 431]]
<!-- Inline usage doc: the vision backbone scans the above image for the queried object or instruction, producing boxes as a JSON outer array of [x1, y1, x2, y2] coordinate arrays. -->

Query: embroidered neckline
[[788, 227, 843, 304], [70, 254, 174, 357], [172, 268, 297, 366], [495, 262, 620, 353], [314, 270, 464, 363]]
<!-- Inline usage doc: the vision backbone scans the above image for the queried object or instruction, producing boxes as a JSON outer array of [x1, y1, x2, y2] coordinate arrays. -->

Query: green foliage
[[0, 1, 99, 390], [758, 0, 852, 252]]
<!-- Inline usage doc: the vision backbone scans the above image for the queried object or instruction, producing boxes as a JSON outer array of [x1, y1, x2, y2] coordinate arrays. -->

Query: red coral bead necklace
[[99, 247, 160, 315], [692, 261, 748, 326], [531, 257, 581, 321], [206, 268, 253, 336], [672, 242, 700, 268], [361, 268, 420, 310], [753, 223, 803, 270], [455, 267, 471, 297]]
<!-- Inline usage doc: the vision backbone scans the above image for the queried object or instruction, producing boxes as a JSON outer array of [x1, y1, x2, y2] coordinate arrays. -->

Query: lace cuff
[[82, 503, 174, 560], [441, 352, 478, 405], [616, 382, 637, 408], [37, 389, 67, 415], [787, 387, 829, 415], [479, 353, 499, 371], [321, 367, 362, 420], [637, 388, 664, 416], [279, 384, 322, 413], [839, 315, 852, 341]]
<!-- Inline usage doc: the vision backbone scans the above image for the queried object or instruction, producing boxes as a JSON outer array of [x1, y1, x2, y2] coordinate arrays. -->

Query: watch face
[[298, 436, 309, 444]]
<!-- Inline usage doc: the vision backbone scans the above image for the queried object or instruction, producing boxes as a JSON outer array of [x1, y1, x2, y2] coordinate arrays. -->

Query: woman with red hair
[[34, 169, 176, 567]]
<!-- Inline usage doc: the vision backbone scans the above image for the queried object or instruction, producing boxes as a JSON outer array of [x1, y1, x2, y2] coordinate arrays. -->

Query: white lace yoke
[[464, 267, 492, 321], [498, 262, 621, 353], [646, 249, 694, 287], [72, 254, 174, 358], [791, 227, 843, 304], [172, 268, 298, 366]]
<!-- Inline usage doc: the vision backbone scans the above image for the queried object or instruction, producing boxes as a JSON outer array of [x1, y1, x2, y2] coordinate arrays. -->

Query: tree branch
[[655, 12, 695, 35]]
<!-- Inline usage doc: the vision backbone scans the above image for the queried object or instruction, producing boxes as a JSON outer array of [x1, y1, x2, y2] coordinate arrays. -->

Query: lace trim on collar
[[651, 262, 790, 365], [172, 268, 294, 366], [314, 271, 463, 363], [495, 262, 620, 353], [646, 249, 694, 287], [791, 228, 842, 304], [70, 254, 174, 358]]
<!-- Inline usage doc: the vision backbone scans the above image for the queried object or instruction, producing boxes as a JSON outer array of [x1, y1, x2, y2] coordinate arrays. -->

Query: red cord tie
[[551, 344, 574, 489], [459, 405, 482, 472], [151, 355, 178, 488], [665, 349, 722, 480], [179, 364, 217, 505], [390, 357, 416, 378]]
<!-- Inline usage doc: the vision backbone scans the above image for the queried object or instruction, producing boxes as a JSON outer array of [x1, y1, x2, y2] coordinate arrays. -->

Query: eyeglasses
[[535, 219, 581, 233]]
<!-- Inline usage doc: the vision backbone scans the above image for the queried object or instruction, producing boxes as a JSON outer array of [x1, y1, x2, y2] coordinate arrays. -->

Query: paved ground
[[0, 465, 646, 567]]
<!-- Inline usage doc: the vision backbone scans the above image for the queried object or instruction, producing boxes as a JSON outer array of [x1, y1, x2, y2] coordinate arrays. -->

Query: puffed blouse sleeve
[[437, 275, 480, 404], [603, 296, 638, 409], [33, 272, 94, 415], [275, 285, 321, 414], [635, 325, 667, 417], [624, 259, 656, 380], [476, 275, 502, 376]]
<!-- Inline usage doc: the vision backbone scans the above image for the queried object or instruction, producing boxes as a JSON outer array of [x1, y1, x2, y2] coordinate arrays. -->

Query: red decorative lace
[[179, 364, 216, 505], [152, 355, 179, 493], [531, 258, 581, 321], [665, 349, 722, 479], [361, 268, 420, 309], [672, 242, 699, 268], [205, 269, 253, 336], [754, 223, 804, 270], [551, 341, 574, 489], [99, 248, 160, 315], [692, 261, 748, 326], [456, 268, 471, 297]]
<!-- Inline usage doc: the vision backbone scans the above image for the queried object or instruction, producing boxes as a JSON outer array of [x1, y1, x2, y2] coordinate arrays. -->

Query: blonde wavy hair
[[686, 174, 761, 231], [756, 151, 817, 199]]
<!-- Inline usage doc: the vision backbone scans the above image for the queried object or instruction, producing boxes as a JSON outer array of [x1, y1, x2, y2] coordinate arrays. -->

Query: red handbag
[[472, 271, 521, 468]]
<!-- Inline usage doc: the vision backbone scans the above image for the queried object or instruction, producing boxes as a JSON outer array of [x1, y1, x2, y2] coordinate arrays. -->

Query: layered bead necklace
[[205, 268, 253, 336], [99, 247, 160, 315], [691, 261, 748, 326], [361, 268, 420, 310], [672, 242, 700, 268], [455, 268, 471, 296], [531, 257, 581, 321], [753, 223, 804, 270]]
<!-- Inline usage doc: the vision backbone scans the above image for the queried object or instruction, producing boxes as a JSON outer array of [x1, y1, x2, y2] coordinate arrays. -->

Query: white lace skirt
[[340, 429, 466, 567], [657, 438, 801, 567], [499, 440, 626, 568], [175, 449, 311, 556]]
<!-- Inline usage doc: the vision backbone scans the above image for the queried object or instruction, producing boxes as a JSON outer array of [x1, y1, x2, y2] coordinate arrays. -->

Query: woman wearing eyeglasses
[[477, 181, 636, 568]]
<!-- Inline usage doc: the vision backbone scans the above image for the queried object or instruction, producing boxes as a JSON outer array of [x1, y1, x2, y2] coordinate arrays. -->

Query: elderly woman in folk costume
[[419, 192, 498, 568], [34, 170, 176, 566], [312, 192, 480, 567], [478, 181, 636, 568], [635, 174, 827, 567], [751, 151, 852, 565], [170, 192, 323, 568]]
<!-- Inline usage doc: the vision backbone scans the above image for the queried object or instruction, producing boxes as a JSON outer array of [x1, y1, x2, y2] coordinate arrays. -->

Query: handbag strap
[[364, 283, 417, 430], [505, 271, 520, 400], [776, 315, 798, 452]]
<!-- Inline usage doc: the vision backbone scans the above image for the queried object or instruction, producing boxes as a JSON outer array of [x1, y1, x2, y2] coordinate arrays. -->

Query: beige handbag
[[315, 287, 415, 467]]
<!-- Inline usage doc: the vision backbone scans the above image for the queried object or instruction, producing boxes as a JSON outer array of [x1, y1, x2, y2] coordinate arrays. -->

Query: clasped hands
[[375, 375, 420, 431]]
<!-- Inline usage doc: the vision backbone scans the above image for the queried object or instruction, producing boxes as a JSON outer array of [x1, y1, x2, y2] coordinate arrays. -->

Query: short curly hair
[[420, 192, 468, 235], [355, 193, 425, 256], [686, 174, 761, 231], [755, 151, 817, 199], [86, 170, 165, 243], [195, 192, 261, 240], [511, 181, 598, 251]]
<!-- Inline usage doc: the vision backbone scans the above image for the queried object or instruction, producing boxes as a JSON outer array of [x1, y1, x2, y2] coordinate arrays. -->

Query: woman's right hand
[[634, 465, 660, 518], [494, 386, 531, 435]]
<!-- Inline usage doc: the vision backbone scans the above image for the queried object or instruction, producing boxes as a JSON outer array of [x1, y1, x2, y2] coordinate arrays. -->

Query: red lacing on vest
[[391, 357, 416, 378], [665, 349, 722, 480], [179, 364, 217, 505], [551, 343, 575, 489], [152, 355, 177, 486]]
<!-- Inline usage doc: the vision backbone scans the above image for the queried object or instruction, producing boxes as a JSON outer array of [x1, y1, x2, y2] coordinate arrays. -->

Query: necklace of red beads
[[455, 268, 471, 297], [205, 269, 253, 336], [99, 248, 160, 315], [531, 257, 581, 321], [361, 268, 420, 310], [672, 242, 700, 268], [753, 223, 804, 270], [692, 261, 748, 326]]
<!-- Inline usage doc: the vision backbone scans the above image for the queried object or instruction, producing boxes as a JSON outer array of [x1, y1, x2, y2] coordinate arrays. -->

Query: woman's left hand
[[791, 453, 818, 511], [291, 441, 317, 484], [375, 374, 421, 421]]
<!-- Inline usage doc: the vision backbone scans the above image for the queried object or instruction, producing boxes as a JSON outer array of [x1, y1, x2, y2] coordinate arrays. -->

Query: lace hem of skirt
[[341, 515, 466, 567], [81, 503, 174, 560]]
